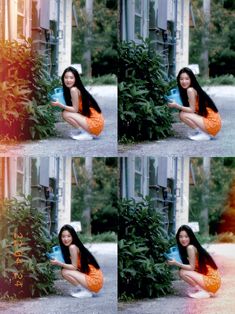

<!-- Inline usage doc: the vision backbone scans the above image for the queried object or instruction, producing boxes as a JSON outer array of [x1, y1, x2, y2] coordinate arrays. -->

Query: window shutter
[[39, 158, 49, 187], [157, 157, 168, 187], [157, 0, 167, 30], [39, 0, 50, 29]]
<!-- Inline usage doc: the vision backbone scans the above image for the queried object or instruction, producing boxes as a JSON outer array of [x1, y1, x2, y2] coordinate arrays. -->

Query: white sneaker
[[189, 131, 211, 141], [187, 285, 202, 297], [71, 131, 93, 141], [188, 290, 211, 299], [71, 289, 93, 298], [69, 129, 81, 138], [187, 129, 200, 139], [70, 286, 82, 295]]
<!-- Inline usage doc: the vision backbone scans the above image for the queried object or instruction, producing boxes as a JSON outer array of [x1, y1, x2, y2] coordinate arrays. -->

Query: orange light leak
[[0, 36, 33, 143], [183, 244, 235, 314]]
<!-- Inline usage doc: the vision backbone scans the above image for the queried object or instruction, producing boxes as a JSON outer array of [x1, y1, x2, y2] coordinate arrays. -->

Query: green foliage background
[[190, 0, 235, 76], [118, 197, 173, 300], [0, 39, 58, 140], [71, 158, 118, 234], [118, 40, 173, 142], [0, 196, 54, 298], [189, 158, 235, 234], [72, 0, 118, 76]]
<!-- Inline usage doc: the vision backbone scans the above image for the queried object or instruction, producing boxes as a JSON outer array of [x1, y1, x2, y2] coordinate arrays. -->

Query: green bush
[[0, 38, 57, 140], [0, 196, 55, 298], [118, 40, 173, 142], [198, 74, 235, 86], [118, 197, 173, 300], [82, 74, 117, 85], [79, 231, 117, 243]]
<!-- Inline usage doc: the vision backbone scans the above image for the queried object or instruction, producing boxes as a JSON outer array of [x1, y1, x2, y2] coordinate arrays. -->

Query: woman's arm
[[51, 87, 79, 113], [168, 87, 197, 113], [167, 245, 196, 271], [50, 244, 79, 270]]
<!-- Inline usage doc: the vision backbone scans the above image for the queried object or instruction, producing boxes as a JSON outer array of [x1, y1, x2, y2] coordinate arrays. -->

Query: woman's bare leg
[[179, 269, 207, 290], [179, 112, 198, 129], [179, 269, 198, 287], [61, 268, 89, 289], [62, 111, 90, 133], [179, 112, 208, 133], [61, 269, 79, 286]]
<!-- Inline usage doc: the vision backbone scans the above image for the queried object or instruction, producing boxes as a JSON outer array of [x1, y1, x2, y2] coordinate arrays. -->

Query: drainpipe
[[56, 0, 61, 75], [173, 0, 178, 76], [173, 156, 178, 233], [7, 0, 11, 41], [2, 0, 5, 40], [55, 157, 60, 233], [118, 0, 121, 41]]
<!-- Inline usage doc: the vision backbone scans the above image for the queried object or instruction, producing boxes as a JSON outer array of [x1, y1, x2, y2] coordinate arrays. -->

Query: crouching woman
[[167, 225, 221, 299], [50, 224, 103, 298]]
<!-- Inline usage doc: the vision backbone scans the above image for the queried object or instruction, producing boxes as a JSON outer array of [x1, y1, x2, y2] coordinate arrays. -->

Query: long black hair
[[176, 225, 218, 274], [58, 224, 100, 273], [61, 66, 101, 117], [177, 67, 218, 117]]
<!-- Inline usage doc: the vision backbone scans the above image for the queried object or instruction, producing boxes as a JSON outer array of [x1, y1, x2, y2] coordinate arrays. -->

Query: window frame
[[16, 0, 31, 40]]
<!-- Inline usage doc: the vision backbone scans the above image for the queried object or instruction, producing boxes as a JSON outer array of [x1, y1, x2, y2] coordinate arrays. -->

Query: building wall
[[0, 158, 5, 200], [121, 0, 190, 76], [57, 157, 72, 231], [56, 0, 72, 76], [175, 0, 190, 74], [0, 0, 72, 76], [121, 0, 149, 43], [121, 156, 190, 234], [2, 0, 32, 41], [0, 157, 72, 234], [175, 157, 190, 231]]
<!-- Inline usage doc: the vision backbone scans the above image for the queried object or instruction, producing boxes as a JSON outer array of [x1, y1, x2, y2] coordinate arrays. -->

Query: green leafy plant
[[0, 196, 55, 298], [0, 38, 57, 140], [118, 197, 173, 300], [0, 79, 31, 139], [118, 40, 173, 142]]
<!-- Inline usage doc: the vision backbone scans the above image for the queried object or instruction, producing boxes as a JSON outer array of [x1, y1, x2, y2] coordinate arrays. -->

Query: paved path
[[119, 86, 235, 157], [0, 243, 117, 314], [0, 86, 117, 157], [118, 243, 235, 314]]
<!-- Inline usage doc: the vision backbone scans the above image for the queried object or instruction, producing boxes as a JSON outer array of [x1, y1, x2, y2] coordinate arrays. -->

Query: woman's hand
[[168, 101, 181, 110], [167, 258, 177, 266], [51, 101, 65, 109], [50, 259, 63, 267]]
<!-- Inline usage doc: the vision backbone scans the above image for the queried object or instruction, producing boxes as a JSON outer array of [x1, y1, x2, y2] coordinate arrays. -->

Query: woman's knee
[[179, 268, 188, 279], [179, 268, 184, 278], [62, 110, 69, 121], [62, 112, 75, 125], [179, 111, 187, 121], [61, 268, 71, 279]]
